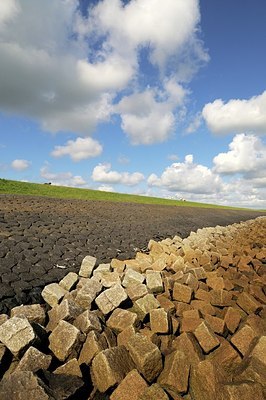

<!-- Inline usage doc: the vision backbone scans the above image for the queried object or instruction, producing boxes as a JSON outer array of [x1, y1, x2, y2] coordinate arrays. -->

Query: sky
[[0, 0, 266, 208]]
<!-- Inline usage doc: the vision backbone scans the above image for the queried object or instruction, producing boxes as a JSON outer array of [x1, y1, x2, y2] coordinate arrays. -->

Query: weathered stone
[[0, 371, 51, 400], [93, 263, 111, 280], [41, 370, 84, 400], [49, 320, 82, 361], [73, 310, 102, 334], [180, 317, 202, 333], [174, 302, 193, 317], [75, 277, 102, 309], [194, 288, 211, 302], [16, 346, 52, 372], [54, 358, 82, 377], [146, 271, 163, 293], [190, 360, 221, 400], [117, 325, 136, 347], [127, 333, 163, 382], [0, 314, 8, 325], [59, 272, 78, 291], [139, 328, 161, 348], [133, 294, 160, 320], [181, 272, 199, 291], [158, 350, 190, 395], [110, 369, 148, 400], [79, 255, 97, 278], [106, 308, 137, 333], [156, 294, 175, 312], [78, 330, 107, 365], [0, 317, 35, 356], [100, 271, 121, 287], [41, 283, 67, 308], [46, 298, 83, 331], [230, 324, 257, 356], [126, 283, 148, 301], [10, 304, 46, 325], [191, 300, 217, 316], [223, 382, 264, 400], [206, 276, 225, 291], [139, 383, 169, 400], [204, 315, 225, 335], [91, 346, 134, 392], [209, 339, 241, 376], [210, 289, 232, 307], [150, 308, 169, 333], [111, 258, 126, 274], [224, 307, 242, 334], [122, 268, 144, 287], [173, 282, 192, 303], [95, 283, 127, 315], [194, 321, 220, 354], [172, 332, 203, 365], [150, 254, 168, 271], [236, 292, 263, 315]]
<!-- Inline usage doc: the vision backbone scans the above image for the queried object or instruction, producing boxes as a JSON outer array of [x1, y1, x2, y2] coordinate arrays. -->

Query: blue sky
[[0, 0, 265, 208]]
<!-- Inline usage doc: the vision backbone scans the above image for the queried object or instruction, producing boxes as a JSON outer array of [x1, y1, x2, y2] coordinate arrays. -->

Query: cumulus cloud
[[186, 112, 202, 133], [147, 154, 221, 194], [40, 165, 86, 187], [202, 91, 266, 135], [97, 185, 115, 192], [213, 134, 266, 178], [51, 137, 103, 161], [92, 163, 144, 186], [0, 0, 207, 143], [11, 159, 31, 171]]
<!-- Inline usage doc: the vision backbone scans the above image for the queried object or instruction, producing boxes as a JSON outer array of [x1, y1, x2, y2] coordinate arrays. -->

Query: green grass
[[0, 178, 255, 210]]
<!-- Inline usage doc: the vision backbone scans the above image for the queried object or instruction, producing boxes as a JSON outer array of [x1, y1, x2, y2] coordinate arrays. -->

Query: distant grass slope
[[0, 178, 252, 210]]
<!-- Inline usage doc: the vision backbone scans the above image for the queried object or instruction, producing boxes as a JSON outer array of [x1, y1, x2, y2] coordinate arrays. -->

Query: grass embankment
[[0, 178, 250, 210]]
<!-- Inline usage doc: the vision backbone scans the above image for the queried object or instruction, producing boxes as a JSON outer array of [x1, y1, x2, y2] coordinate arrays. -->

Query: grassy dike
[[0, 178, 252, 210]]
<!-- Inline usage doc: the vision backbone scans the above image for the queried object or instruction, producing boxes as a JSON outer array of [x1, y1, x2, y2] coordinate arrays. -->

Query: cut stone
[[122, 268, 144, 287], [224, 382, 264, 400], [95, 283, 127, 315], [106, 308, 137, 333], [133, 294, 160, 320], [194, 321, 220, 354], [158, 350, 190, 394], [110, 369, 148, 400], [224, 307, 242, 334], [78, 330, 107, 365], [236, 292, 263, 315], [190, 360, 220, 400], [41, 283, 67, 308], [0, 316, 35, 357], [208, 339, 241, 375], [49, 320, 82, 361], [127, 333, 163, 382], [126, 283, 148, 301], [100, 271, 121, 287], [54, 358, 82, 377], [172, 332, 203, 365], [79, 255, 97, 278], [73, 310, 102, 334], [59, 272, 78, 291], [156, 294, 175, 312], [230, 324, 257, 356], [204, 315, 225, 335], [180, 317, 202, 333], [46, 298, 83, 331], [146, 271, 163, 294], [150, 308, 169, 334], [75, 277, 102, 309], [210, 289, 232, 307], [91, 346, 134, 392], [10, 304, 46, 325], [117, 325, 136, 347], [139, 383, 169, 400], [173, 282, 192, 303], [16, 346, 52, 372]]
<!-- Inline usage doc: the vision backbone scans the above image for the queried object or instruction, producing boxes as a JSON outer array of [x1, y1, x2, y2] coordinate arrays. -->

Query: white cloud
[[202, 91, 266, 135], [213, 134, 266, 177], [186, 112, 202, 133], [0, 0, 208, 141], [97, 185, 115, 192], [11, 159, 31, 171], [40, 165, 86, 187], [92, 163, 144, 186], [167, 154, 179, 161], [147, 155, 222, 194], [51, 137, 103, 161]]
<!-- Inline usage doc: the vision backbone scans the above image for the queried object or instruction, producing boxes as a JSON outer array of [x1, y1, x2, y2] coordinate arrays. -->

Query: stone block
[[79, 255, 97, 278], [127, 333, 163, 382], [110, 369, 148, 400], [0, 316, 35, 357], [236, 292, 263, 315], [16, 346, 52, 372], [73, 310, 102, 334], [106, 308, 137, 334], [117, 325, 136, 347], [224, 307, 242, 334], [91, 346, 134, 392], [150, 308, 169, 333], [224, 382, 264, 400], [230, 324, 257, 356], [180, 317, 202, 333], [54, 358, 82, 377], [133, 294, 160, 320], [173, 282, 192, 303], [10, 304, 46, 325], [100, 271, 121, 287], [204, 315, 225, 335], [41, 283, 67, 308], [150, 254, 168, 271], [78, 330, 107, 365], [181, 272, 199, 291], [146, 271, 163, 293], [194, 321, 220, 354], [156, 294, 175, 312], [0, 314, 8, 325], [190, 267, 207, 280], [49, 320, 82, 361], [158, 350, 190, 395], [126, 283, 148, 301], [194, 288, 211, 302], [111, 259, 126, 274], [75, 277, 102, 309], [206, 276, 225, 291], [208, 339, 241, 375], [139, 383, 169, 400], [95, 283, 127, 315], [46, 298, 83, 331], [59, 272, 78, 291], [210, 289, 232, 307], [122, 268, 144, 287], [190, 360, 220, 400], [93, 263, 111, 280]]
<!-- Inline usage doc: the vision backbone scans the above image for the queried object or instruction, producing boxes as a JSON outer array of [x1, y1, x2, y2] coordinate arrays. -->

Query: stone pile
[[0, 217, 265, 400]]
